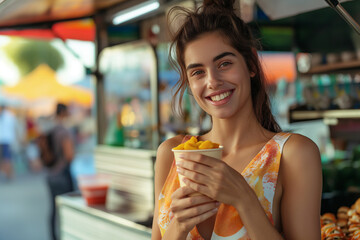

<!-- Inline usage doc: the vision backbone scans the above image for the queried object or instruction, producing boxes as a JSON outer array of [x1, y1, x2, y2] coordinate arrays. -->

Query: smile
[[209, 90, 232, 102]]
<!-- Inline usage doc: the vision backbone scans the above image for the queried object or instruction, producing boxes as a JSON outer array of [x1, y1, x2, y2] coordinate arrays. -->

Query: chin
[[209, 111, 235, 120]]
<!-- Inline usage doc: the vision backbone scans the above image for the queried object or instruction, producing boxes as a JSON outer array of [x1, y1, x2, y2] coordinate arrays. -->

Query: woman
[[151, 0, 322, 239]]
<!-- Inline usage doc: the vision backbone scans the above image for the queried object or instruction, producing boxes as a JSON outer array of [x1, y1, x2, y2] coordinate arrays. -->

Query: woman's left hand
[[176, 153, 250, 206]]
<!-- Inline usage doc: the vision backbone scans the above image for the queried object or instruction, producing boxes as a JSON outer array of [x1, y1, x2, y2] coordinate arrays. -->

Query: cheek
[[229, 71, 251, 89], [188, 84, 206, 105], [228, 67, 250, 81], [188, 81, 201, 95]]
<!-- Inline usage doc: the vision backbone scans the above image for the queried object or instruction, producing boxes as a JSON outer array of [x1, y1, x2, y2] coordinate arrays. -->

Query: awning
[[3, 64, 93, 107], [0, 19, 95, 41]]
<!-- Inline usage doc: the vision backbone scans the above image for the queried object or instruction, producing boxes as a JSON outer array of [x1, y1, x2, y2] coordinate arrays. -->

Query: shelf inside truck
[[302, 60, 360, 75], [289, 109, 360, 123]]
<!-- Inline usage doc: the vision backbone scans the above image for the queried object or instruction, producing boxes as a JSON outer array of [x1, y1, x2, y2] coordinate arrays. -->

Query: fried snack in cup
[[172, 137, 222, 196], [173, 137, 220, 150]]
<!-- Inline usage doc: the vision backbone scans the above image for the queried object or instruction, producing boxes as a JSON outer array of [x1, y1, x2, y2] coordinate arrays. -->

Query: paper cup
[[172, 146, 223, 191]]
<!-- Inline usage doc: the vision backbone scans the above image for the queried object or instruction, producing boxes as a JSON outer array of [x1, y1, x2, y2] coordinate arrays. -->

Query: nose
[[206, 68, 223, 89]]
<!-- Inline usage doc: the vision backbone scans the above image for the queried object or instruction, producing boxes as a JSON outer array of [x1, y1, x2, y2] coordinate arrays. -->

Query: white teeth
[[210, 91, 231, 102]]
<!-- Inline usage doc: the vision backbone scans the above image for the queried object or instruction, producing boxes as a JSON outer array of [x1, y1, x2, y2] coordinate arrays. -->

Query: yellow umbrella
[[3, 64, 93, 107]]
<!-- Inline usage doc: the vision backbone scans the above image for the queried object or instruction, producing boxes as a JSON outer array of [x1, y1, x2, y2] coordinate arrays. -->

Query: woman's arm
[[151, 137, 181, 240], [280, 134, 322, 239]]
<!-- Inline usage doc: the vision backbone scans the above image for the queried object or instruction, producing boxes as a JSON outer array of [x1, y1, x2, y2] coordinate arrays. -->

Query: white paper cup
[[172, 146, 223, 190]]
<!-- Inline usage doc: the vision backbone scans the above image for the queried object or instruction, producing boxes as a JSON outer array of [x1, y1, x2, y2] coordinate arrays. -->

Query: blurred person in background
[[12, 108, 27, 174], [44, 103, 75, 240], [25, 114, 42, 172], [0, 103, 18, 180]]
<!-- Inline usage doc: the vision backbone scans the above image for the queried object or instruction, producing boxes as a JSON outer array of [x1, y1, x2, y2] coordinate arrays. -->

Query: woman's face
[[184, 31, 254, 119]]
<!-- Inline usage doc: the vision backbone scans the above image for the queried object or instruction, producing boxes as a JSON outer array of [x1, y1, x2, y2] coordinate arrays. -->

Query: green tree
[[4, 38, 64, 76]]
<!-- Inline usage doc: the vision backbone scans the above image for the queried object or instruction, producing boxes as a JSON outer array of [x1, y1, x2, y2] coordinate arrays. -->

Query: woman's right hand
[[168, 186, 219, 237]]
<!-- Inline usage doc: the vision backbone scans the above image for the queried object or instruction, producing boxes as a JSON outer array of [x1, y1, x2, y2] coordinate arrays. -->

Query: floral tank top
[[158, 132, 291, 240]]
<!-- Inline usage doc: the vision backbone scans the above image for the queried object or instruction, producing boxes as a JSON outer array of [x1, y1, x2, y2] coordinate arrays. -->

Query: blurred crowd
[[0, 102, 96, 181]]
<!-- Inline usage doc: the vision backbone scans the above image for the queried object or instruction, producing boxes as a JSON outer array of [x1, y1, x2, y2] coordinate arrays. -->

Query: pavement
[[0, 171, 51, 240], [0, 151, 95, 240]]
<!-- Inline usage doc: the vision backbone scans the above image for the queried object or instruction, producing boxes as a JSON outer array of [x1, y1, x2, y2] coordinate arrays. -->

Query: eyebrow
[[186, 51, 236, 71], [213, 52, 236, 62]]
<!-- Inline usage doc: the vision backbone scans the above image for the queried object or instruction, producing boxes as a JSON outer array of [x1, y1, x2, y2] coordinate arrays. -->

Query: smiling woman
[[151, 1, 322, 240]]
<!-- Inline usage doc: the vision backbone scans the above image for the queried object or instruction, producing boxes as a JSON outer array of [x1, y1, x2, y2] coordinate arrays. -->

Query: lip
[[206, 89, 234, 98], [205, 89, 234, 106]]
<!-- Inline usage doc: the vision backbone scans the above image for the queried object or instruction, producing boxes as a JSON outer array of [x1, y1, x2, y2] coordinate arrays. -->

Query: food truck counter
[[57, 192, 152, 240], [57, 145, 156, 240]]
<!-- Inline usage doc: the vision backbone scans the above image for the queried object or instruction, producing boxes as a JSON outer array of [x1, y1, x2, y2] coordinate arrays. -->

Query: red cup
[[78, 174, 110, 206]]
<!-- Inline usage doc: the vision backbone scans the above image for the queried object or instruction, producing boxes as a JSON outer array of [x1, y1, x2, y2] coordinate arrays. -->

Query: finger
[[176, 159, 210, 175], [171, 186, 198, 199], [178, 153, 218, 167], [186, 207, 219, 226], [170, 194, 216, 212], [173, 201, 219, 221], [183, 178, 211, 197], [177, 166, 209, 185]]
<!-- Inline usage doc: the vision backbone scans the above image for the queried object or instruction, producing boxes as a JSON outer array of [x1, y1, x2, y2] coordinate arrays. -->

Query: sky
[[0, 36, 20, 86], [54, 39, 95, 85]]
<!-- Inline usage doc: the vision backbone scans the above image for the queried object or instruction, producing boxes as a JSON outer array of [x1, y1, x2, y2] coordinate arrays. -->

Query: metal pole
[[325, 0, 360, 35]]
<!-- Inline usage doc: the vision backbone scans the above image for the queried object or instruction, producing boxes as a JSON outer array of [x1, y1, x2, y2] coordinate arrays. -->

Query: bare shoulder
[[156, 135, 184, 161], [283, 133, 320, 161], [281, 133, 322, 185], [155, 135, 185, 179]]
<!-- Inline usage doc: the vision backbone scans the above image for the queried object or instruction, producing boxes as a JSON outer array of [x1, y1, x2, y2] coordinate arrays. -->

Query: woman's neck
[[203, 112, 273, 155]]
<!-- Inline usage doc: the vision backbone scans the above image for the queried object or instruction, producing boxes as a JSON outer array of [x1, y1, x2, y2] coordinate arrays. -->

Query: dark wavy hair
[[168, 0, 281, 132]]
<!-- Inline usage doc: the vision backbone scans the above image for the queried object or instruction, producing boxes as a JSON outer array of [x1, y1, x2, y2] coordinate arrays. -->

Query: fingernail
[[212, 208, 218, 213], [176, 167, 183, 174], [215, 202, 220, 207]]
